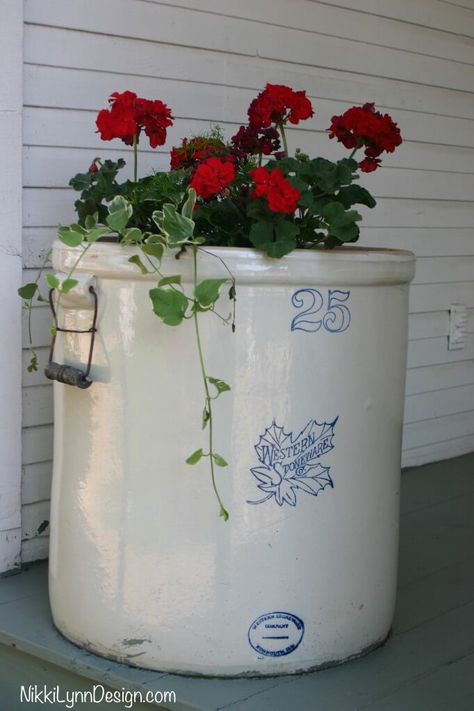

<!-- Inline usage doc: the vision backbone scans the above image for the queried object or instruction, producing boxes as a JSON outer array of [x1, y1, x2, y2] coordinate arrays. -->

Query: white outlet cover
[[449, 304, 467, 351]]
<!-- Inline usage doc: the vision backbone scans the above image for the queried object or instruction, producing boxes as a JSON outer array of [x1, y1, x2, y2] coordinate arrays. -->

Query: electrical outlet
[[448, 304, 467, 351]]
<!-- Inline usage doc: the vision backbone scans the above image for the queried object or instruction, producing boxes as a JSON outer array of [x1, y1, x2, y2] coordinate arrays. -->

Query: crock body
[[48, 243, 415, 676]]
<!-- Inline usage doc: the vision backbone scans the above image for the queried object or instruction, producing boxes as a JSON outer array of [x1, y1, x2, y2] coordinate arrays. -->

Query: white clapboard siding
[[21, 0, 474, 560], [23, 24, 474, 119], [22, 461, 53, 506], [22, 500, 50, 541], [21, 536, 50, 564]]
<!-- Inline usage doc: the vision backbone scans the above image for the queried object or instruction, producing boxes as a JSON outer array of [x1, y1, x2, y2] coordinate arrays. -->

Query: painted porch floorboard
[[0, 453, 473, 710]]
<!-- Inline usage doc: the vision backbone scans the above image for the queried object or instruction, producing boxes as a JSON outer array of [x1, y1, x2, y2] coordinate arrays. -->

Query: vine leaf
[[212, 453, 228, 467], [194, 279, 227, 310], [106, 196, 133, 233], [220, 506, 229, 521], [58, 226, 83, 248], [202, 407, 210, 430], [18, 283, 38, 300], [46, 274, 59, 289], [186, 448, 204, 465], [207, 377, 231, 396], [142, 240, 164, 261], [128, 255, 149, 274], [158, 275, 182, 287], [149, 287, 188, 326], [61, 278, 78, 294]]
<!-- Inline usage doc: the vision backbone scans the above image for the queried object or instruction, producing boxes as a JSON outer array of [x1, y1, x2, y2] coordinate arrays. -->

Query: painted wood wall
[[0, 0, 23, 571], [21, 0, 474, 561]]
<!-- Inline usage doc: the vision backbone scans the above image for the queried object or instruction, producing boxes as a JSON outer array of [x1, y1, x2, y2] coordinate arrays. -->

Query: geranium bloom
[[250, 167, 300, 214], [231, 125, 281, 159], [96, 91, 173, 148], [328, 103, 402, 172], [170, 136, 232, 170], [190, 157, 236, 200], [248, 84, 314, 129]]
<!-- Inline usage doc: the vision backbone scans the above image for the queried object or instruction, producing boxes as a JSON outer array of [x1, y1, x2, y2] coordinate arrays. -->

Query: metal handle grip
[[45, 362, 92, 389], [45, 284, 98, 389]]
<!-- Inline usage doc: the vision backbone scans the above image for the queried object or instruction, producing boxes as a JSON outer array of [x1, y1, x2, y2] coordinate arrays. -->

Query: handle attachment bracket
[[44, 285, 98, 389]]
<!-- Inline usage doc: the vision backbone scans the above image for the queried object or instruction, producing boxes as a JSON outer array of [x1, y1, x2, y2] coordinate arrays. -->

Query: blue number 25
[[291, 289, 351, 334]]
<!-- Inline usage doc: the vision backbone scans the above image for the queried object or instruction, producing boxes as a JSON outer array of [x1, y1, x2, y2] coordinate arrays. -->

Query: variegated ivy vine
[[20, 188, 235, 521]]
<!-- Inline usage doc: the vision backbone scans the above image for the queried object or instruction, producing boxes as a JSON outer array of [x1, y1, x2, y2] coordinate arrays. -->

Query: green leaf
[[87, 227, 111, 243], [182, 188, 197, 219], [149, 287, 188, 326], [202, 407, 210, 430], [186, 448, 204, 465], [122, 227, 143, 244], [27, 352, 38, 372], [158, 275, 182, 287], [337, 185, 376, 209], [152, 210, 164, 231], [128, 255, 149, 274], [106, 197, 133, 233], [273, 221, 299, 255], [163, 203, 195, 244], [208, 377, 231, 396], [322, 202, 362, 242], [142, 242, 164, 261], [69, 172, 94, 192], [108, 195, 129, 213], [49, 326, 57, 336], [70, 223, 86, 234], [60, 278, 78, 294], [58, 226, 84, 247], [298, 191, 319, 212], [212, 453, 228, 467], [194, 278, 227, 309], [249, 221, 272, 250], [84, 213, 98, 229], [220, 506, 230, 521], [18, 283, 38, 300], [250, 220, 298, 258], [46, 274, 59, 289], [336, 158, 358, 184]]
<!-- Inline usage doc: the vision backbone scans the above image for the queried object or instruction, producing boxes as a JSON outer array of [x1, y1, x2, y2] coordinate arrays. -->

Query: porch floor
[[1, 453, 474, 710]]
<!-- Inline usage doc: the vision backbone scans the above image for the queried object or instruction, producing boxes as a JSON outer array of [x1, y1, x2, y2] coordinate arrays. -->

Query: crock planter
[[48, 241, 415, 677]]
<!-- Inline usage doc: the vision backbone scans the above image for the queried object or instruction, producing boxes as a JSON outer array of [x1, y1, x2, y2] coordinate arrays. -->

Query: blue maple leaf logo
[[247, 418, 338, 507]]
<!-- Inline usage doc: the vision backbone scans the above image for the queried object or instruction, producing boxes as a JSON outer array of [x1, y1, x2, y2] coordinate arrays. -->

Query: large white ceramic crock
[[48, 242, 415, 676]]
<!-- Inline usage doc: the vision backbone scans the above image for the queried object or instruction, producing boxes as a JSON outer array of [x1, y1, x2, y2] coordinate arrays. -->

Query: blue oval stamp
[[248, 611, 304, 657]]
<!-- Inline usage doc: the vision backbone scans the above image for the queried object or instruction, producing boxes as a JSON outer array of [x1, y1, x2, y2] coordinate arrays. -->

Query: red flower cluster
[[328, 103, 402, 172], [170, 136, 232, 170], [96, 91, 174, 148], [250, 167, 300, 214], [190, 158, 236, 200], [248, 84, 314, 129], [231, 125, 281, 160]]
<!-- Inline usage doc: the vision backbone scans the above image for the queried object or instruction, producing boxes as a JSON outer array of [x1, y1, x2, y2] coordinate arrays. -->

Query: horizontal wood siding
[[21, 0, 474, 560]]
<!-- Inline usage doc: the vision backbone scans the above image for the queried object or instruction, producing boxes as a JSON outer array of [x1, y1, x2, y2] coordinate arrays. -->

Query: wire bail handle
[[44, 284, 98, 389]]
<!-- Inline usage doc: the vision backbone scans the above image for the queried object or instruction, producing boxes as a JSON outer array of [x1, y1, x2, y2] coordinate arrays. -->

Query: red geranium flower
[[231, 125, 281, 159], [248, 84, 314, 129], [250, 167, 300, 214], [190, 157, 236, 200], [170, 136, 232, 170], [96, 91, 173, 148], [328, 103, 402, 172]]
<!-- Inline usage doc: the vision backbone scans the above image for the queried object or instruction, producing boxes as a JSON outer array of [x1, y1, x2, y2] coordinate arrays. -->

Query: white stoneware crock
[[48, 242, 415, 676]]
